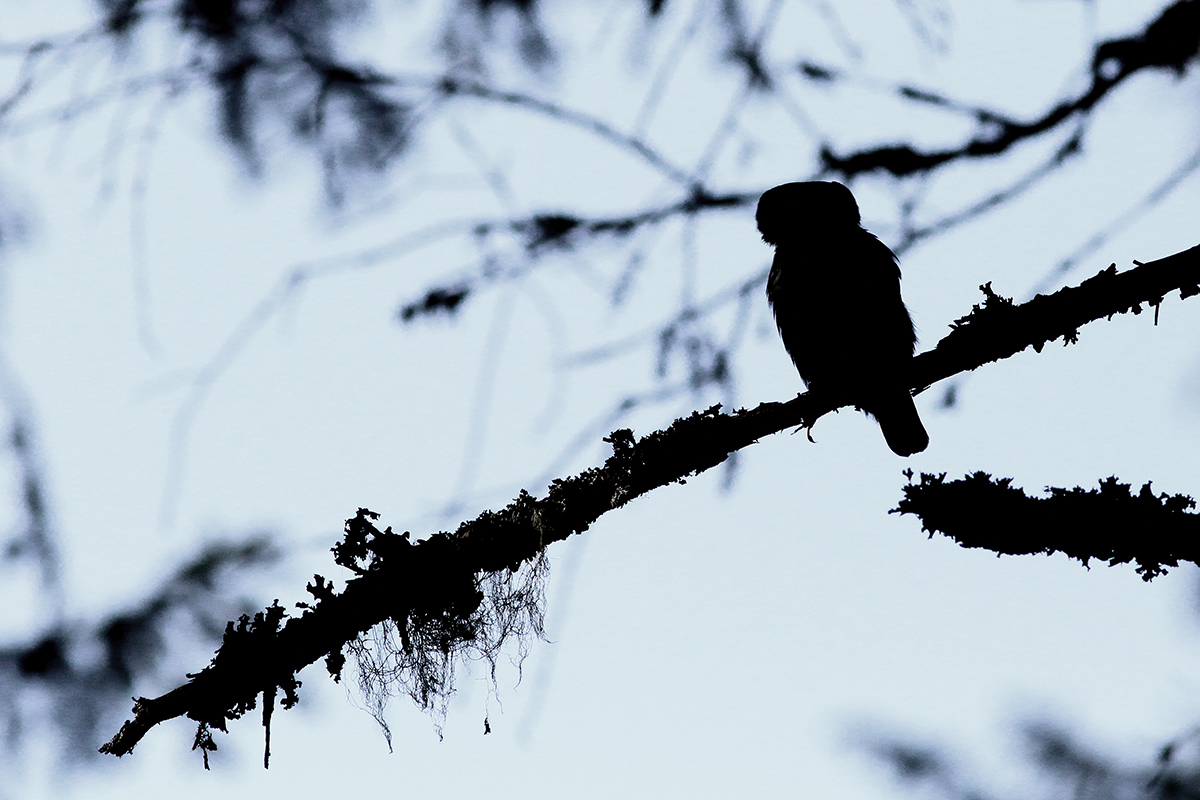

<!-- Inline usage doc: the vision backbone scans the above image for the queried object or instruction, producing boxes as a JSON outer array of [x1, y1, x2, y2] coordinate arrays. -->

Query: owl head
[[755, 181, 861, 246]]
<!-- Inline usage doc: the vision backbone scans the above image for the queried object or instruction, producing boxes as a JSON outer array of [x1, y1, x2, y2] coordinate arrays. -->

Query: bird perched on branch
[[757, 181, 929, 456]]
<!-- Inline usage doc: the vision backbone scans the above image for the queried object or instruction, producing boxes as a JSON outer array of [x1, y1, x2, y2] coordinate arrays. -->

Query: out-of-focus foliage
[[861, 719, 1200, 800], [0, 537, 277, 764]]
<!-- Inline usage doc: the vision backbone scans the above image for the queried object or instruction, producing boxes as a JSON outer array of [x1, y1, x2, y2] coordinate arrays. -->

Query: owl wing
[[847, 231, 916, 360]]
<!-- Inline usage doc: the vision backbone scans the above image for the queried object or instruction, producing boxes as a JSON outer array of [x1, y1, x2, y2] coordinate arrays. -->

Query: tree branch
[[821, 0, 1200, 177], [892, 472, 1200, 581], [100, 242, 1200, 759], [433, 76, 698, 188]]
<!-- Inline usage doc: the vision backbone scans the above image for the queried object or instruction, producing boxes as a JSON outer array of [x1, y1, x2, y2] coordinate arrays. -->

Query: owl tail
[[868, 391, 929, 457]]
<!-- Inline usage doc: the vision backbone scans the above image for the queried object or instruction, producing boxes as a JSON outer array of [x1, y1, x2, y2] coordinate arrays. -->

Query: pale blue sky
[[2, 1, 1200, 797]]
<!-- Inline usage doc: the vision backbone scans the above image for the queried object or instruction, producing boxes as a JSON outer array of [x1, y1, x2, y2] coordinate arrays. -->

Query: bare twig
[[435, 75, 697, 188]]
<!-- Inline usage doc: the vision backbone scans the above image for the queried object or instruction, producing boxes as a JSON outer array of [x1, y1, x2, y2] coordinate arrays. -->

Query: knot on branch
[[397, 285, 471, 323], [524, 214, 581, 251]]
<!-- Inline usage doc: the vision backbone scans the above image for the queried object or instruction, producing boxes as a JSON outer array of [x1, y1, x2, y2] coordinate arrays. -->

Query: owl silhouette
[[757, 181, 928, 456]]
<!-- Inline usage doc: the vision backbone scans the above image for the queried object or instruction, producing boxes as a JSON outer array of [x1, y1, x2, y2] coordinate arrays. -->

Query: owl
[[757, 181, 928, 456]]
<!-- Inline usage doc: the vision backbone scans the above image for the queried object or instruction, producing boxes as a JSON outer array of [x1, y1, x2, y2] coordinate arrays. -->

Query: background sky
[[2, 0, 1200, 797]]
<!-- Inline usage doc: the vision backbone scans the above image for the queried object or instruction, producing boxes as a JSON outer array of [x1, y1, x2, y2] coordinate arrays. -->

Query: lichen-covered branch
[[100, 243, 1200, 759], [892, 472, 1200, 581], [908, 243, 1200, 391]]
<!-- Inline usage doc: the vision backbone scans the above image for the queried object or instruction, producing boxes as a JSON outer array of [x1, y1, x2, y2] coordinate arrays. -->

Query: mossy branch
[[100, 243, 1200, 759], [893, 472, 1200, 580]]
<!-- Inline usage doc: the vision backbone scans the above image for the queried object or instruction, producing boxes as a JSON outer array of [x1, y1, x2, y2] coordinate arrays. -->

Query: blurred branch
[[858, 718, 1195, 800], [396, 189, 752, 323], [101, 241, 1200, 760], [893, 126, 1085, 256], [9, 0, 1185, 218], [557, 265, 766, 369], [433, 75, 697, 187], [0, 535, 276, 762], [401, 0, 1199, 331], [820, 0, 1200, 177], [7, 417, 60, 607], [0, 350, 63, 621], [0, 66, 200, 134]]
